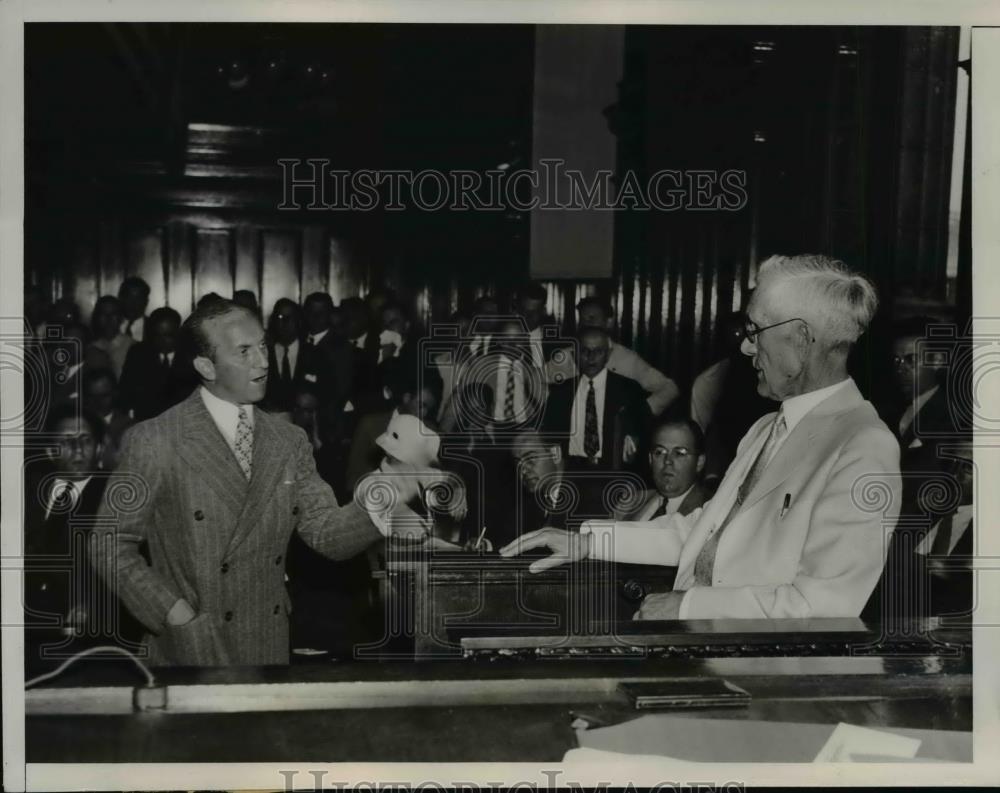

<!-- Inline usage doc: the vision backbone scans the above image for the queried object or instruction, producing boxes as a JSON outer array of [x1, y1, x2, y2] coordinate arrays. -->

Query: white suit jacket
[[583, 379, 901, 619]]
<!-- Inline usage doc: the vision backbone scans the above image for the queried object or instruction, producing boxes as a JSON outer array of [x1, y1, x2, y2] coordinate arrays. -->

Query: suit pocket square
[[908, 438, 924, 449], [304, 373, 318, 383]]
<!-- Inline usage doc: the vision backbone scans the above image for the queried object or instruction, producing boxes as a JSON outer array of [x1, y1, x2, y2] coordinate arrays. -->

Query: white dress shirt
[[916, 504, 973, 556], [569, 368, 608, 459], [493, 355, 529, 422], [469, 334, 491, 356], [770, 378, 852, 459], [640, 484, 696, 520], [528, 326, 545, 369], [273, 339, 300, 377], [44, 476, 92, 519], [199, 386, 254, 455], [120, 315, 146, 342], [306, 328, 329, 346], [899, 384, 940, 437]]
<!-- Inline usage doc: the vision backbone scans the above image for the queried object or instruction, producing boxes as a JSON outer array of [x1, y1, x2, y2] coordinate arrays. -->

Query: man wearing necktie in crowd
[[614, 419, 709, 522], [91, 299, 419, 666], [503, 254, 901, 621]]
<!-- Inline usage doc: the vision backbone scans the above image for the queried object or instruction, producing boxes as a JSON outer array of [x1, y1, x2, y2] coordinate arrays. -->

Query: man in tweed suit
[[92, 299, 405, 666]]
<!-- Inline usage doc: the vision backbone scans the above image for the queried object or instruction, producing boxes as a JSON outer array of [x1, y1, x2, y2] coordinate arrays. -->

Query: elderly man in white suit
[[501, 254, 901, 620]]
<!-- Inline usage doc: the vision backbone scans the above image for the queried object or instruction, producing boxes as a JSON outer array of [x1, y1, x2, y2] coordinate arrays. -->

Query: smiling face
[[194, 310, 269, 404], [740, 282, 811, 401]]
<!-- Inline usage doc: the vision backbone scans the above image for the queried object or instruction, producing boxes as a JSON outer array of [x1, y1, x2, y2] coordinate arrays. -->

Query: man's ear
[[193, 355, 215, 382], [696, 453, 706, 474]]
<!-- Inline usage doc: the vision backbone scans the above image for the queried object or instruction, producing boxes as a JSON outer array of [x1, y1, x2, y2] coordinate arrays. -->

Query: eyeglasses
[[892, 353, 917, 369], [650, 446, 694, 462], [743, 317, 809, 344]]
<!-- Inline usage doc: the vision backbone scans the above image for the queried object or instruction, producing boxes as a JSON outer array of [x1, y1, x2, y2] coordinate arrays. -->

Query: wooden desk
[[26, 622, 971, 763], [370, 548, 676, 657]]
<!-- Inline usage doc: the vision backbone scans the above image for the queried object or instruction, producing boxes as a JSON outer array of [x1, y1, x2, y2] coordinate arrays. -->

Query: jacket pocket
[[160, 612, 231, 666]]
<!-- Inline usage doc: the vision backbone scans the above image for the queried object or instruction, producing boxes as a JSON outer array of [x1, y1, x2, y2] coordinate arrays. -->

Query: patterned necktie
[[584, 378, 600, 459], [503, 360, 517, 421], [693, 410, 787, 586], [235, 406, 253, 481]]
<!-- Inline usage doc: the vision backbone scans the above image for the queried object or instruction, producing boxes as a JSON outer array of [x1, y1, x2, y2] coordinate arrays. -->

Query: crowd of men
[[21, 254, 973, 668]]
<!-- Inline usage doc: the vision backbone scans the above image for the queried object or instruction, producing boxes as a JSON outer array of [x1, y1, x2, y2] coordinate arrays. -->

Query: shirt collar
[[308, 329, 329, 344], [582, 367, 609, 390], [913, 384, 940, 413], [199, 385, 254, 429], [779, 378, 852, 435], [275, 338, 299, 353], [666, 482, 696, 511]]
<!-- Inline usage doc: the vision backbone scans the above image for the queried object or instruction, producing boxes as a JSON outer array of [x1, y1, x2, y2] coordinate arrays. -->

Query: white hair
[[755, 254, 879, 349]]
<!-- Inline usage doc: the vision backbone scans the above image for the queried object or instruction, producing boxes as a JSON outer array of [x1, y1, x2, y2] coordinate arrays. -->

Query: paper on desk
[[813, 722, 920, 762], [573, 715, 971, 763]]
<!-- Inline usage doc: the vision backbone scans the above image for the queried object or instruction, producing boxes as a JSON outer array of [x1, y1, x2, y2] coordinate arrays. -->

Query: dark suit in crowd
[[119, 344, 192, 421], [543, 371, 650, 471], [23, 468, 143, 673]]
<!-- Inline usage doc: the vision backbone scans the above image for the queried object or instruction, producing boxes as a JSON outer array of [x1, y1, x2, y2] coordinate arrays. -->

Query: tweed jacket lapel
[[177, 391, 248, 519], [740, 380, 865, 511], [224, 407, 288, 557]]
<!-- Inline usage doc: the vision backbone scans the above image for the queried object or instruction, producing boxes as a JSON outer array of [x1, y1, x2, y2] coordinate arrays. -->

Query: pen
[[779, 493, 791, 519], [474, 525, 488, 550]]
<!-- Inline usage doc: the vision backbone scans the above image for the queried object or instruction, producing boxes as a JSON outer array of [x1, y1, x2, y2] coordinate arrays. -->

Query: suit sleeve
[[293, 426, 382, 559], [582, 512, 701, 567], [90, 423, 182, 633], [619, 347, 679, 416], [678, 425, 902, 619]]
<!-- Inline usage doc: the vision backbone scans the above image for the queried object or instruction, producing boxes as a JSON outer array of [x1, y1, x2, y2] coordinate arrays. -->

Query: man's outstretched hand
[[499, 528, 592, 573]]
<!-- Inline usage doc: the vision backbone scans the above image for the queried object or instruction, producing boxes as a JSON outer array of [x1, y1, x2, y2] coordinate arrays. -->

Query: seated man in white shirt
[[547, 296, 680, 416], [502, 254, 901, 621], [615, 419, 709, 521]]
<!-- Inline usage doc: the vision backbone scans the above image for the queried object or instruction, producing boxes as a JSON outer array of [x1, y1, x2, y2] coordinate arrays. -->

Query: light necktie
[[693, 409, 787, 586], [584, 379, 600, 459], [503, 360, 517, 421], [235, 406, 253, 481]]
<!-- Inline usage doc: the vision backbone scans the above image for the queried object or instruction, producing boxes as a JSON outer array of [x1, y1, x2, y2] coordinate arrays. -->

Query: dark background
[[25, 23, 967, 389]]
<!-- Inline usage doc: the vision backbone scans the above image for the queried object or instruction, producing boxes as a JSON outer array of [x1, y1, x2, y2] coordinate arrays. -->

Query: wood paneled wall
[[55, 214, 370, 329]]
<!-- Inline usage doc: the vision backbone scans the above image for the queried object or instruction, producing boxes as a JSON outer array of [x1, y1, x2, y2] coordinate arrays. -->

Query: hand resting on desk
[[499, 528, 593, 573]]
